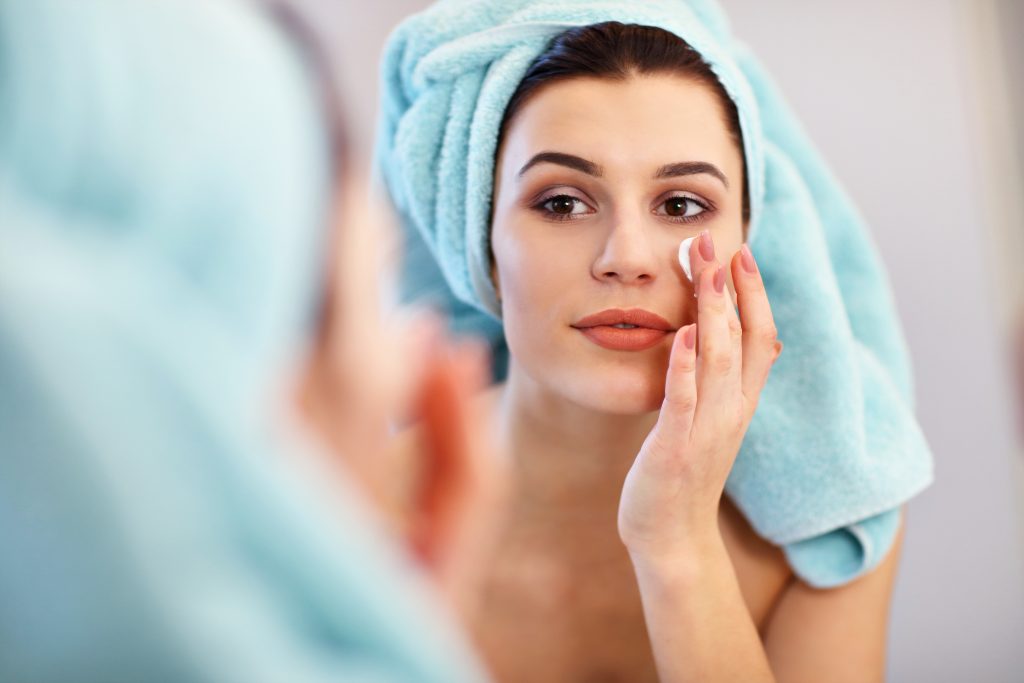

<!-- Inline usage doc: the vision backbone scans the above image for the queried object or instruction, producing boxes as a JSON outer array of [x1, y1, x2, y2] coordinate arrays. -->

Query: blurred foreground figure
[[0, 1, 503, 681]]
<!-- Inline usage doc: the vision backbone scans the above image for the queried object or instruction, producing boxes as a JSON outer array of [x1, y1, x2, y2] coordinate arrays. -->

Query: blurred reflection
[[0, 1, 504, 681]]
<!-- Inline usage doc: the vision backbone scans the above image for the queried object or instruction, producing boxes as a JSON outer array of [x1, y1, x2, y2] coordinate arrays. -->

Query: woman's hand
[[618, 230, 783, 566]]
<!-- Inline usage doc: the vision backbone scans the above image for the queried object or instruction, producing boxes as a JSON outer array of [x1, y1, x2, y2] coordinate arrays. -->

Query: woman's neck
[[494, 362, 659, 522]]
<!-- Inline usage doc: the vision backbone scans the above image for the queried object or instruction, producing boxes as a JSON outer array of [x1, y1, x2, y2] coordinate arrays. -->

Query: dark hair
[[498, 21, 750, 225]]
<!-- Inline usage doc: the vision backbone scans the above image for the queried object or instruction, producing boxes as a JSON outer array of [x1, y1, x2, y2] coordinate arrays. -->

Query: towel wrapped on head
[[373, 0, 935, 588], [0, 1, 491, 681]]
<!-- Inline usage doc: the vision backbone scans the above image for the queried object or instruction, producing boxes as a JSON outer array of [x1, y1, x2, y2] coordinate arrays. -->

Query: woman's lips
[[577, 326, 670, 351], [571, 308, 676, 352]]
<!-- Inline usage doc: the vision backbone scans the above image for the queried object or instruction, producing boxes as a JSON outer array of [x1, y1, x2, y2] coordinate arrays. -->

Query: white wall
[[289, 1, 1024, 680]]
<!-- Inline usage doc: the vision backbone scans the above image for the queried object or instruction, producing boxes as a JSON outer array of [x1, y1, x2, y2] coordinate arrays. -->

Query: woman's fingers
[[729, 244, 782, 421], [689, 232, 743, 432], [659, 322, 698, 439]]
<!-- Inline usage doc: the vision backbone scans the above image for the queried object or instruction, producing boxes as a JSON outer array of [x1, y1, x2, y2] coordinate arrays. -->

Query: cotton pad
[[678, 236, 695, 282]]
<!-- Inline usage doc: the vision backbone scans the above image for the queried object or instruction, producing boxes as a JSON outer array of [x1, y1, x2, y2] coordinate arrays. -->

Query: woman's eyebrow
[[518, 151, 602, 178], [517, 151, 729, 189], [655, 161, 729, 189]]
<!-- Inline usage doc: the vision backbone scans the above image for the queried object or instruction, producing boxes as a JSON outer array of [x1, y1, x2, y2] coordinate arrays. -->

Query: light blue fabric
[[373, 0, 935, 588], [0, 1, 491, 681]]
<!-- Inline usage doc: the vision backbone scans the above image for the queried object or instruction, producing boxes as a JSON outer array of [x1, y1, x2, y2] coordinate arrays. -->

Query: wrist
[[625, 526, 727, 583]]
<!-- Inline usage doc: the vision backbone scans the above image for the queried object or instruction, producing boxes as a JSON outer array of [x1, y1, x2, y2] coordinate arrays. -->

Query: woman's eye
[[540, 194, 589, 217], [659, 196, 708, 220]]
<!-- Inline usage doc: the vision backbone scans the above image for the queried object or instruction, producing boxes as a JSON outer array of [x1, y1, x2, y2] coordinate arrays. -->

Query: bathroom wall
[[717, 3, 1024, 680], [288, 1, 1024, 680]]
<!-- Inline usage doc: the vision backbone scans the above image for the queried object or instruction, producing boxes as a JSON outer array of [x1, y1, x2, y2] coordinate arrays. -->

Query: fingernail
[[698, 230, 715, 261], [740, 243, 757, 274], [683, 324, 696, 350], [713, 265, 726, 293]]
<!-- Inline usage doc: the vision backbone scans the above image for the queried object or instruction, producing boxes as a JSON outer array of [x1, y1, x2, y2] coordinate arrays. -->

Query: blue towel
[[0, 1, 490, 681], [373, 0, 935, 588]]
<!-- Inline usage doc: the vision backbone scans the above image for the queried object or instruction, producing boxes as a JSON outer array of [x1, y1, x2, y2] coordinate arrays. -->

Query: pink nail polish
[[740, 243, 757, 274], [683, 324, 696, 350], [698, 230, 715, 261], [713, 265, 726, 293]]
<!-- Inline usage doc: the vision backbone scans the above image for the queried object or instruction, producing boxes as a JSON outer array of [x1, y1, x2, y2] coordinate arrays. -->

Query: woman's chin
[[560, 367, 666, 415]]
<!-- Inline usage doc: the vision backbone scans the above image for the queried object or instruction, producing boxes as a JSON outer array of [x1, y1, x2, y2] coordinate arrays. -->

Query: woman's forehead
[[500, 74, 741, 178]]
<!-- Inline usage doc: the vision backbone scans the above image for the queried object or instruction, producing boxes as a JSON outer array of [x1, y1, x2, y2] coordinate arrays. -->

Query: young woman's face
[[491, 73, 747, 414]]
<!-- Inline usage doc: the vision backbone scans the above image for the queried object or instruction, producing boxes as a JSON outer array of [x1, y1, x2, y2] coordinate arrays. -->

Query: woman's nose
[[591, 221, 658, 284]]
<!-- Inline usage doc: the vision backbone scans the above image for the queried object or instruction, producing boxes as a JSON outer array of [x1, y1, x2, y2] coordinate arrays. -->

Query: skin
[[294, 169, 509, 623], [478, 72, 905, 682]]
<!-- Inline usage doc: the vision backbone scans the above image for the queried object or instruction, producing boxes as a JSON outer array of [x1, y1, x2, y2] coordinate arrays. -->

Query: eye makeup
[[654, 194, 713, 223], [528, 190, 715, 225], [529, 192, 594, 221]]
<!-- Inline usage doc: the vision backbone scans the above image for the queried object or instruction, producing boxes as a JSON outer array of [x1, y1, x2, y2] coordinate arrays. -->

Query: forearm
[[629, 531, 776, 683]]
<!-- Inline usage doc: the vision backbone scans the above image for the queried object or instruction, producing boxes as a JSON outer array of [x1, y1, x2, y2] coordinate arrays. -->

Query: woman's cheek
[[497, 219, 576, 302], [495, 231, 578, 362], [499, 256, 563, 346]]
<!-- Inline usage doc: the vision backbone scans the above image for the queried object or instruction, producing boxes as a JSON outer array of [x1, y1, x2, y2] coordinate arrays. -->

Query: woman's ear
[[402, 338, 509, 621]]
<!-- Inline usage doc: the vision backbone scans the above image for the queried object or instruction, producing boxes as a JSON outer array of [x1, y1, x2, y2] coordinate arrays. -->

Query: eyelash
[[529, 192, 714, 224]]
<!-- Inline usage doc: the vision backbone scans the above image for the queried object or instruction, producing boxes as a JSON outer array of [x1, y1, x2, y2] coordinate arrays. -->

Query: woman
[[376, 4, 933, 681], [477, 23, 901, 682]]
